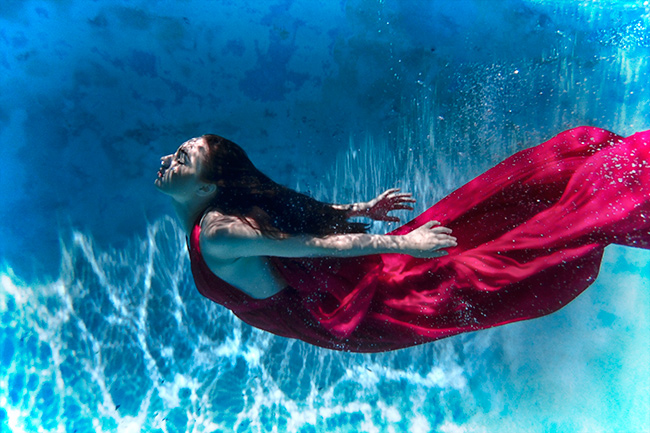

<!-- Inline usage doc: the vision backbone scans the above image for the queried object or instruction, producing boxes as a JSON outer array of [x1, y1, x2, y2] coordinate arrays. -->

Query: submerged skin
[[156, 137, 457, 299]]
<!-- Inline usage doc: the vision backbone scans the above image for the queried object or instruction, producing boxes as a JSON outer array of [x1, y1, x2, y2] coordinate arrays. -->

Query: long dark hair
[[199, 134, 368, 238]]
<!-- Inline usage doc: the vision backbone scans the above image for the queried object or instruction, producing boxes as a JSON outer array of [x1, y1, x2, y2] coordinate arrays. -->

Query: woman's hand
[[357, 188, 416, 222], [400, 221, 457, 258]]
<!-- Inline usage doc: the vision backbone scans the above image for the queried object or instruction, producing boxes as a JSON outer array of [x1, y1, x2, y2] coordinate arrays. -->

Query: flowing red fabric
[[188, 127, 650, 352]]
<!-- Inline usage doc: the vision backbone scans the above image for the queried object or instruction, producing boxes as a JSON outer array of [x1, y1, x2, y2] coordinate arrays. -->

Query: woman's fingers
[[425, 222, 457, 247], [382, 189, 415, 202], [393, 199, 416, 206], [392, 193, 415, 202], [422, 220, 440, 229], [420, 221, 452, 234], [380, 188, 400, 198]]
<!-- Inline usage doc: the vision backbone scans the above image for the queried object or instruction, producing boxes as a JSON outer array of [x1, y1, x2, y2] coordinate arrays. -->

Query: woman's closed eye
[[176, 150, 189, 164]]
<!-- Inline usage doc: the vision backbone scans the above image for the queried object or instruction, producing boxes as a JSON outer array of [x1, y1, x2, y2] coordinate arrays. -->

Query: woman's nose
[[160, 155, 171, 168]]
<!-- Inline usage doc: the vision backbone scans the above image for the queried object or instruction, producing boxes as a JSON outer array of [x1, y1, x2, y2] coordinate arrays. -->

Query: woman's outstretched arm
[[332, 188, 416, 222], [200, 211, 456, 261]]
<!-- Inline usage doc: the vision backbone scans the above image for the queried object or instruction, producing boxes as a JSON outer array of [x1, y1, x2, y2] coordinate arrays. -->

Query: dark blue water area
[[1, 0, 650, 431]]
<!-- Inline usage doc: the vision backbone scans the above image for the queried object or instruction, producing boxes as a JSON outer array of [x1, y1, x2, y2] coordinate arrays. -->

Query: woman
[[156, 127, 650, 352]]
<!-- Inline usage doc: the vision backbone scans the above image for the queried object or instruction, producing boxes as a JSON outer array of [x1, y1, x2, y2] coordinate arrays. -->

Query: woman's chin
[[154, 177, 166, 191]]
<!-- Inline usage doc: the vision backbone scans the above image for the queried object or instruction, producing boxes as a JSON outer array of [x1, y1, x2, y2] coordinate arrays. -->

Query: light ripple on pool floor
[[1, 213, 648, 432]]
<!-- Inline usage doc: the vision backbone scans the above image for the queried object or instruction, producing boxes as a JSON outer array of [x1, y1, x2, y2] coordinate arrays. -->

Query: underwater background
[[1, 0, 649, 431]]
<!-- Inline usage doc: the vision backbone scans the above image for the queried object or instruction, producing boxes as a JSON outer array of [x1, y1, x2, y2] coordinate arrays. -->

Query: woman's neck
[[172, 197, 213, 234]]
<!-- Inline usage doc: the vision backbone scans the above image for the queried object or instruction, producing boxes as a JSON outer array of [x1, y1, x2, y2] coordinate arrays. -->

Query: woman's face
[[155, 137, 214, 201]]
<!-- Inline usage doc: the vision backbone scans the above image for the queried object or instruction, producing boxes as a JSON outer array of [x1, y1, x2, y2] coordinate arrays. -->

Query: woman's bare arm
[[200, 212, 456, 261], [332, 188, 416, 222]]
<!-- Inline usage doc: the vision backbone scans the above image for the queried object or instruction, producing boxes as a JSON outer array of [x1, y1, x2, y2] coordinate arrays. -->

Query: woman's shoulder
[[199, 210, 264, 261], [200, 210, 244, 239]]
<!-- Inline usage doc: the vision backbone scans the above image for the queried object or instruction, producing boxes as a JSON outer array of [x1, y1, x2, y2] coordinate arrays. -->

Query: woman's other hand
[[362, 188, 416, 222]]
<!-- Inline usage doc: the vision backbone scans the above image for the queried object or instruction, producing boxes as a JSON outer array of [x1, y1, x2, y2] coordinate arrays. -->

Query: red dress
[[188, 127, 650, 352]]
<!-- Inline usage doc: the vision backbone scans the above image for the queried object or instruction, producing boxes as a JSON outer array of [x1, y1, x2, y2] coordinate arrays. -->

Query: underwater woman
[[156, 128, 650, 353]]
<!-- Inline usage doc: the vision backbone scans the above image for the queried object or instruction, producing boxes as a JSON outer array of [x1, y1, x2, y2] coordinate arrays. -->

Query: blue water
[[1, 0, 649, 431]]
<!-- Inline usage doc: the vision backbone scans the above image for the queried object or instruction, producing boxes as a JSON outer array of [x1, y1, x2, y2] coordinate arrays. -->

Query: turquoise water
[[1, 0, 649, 431]]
